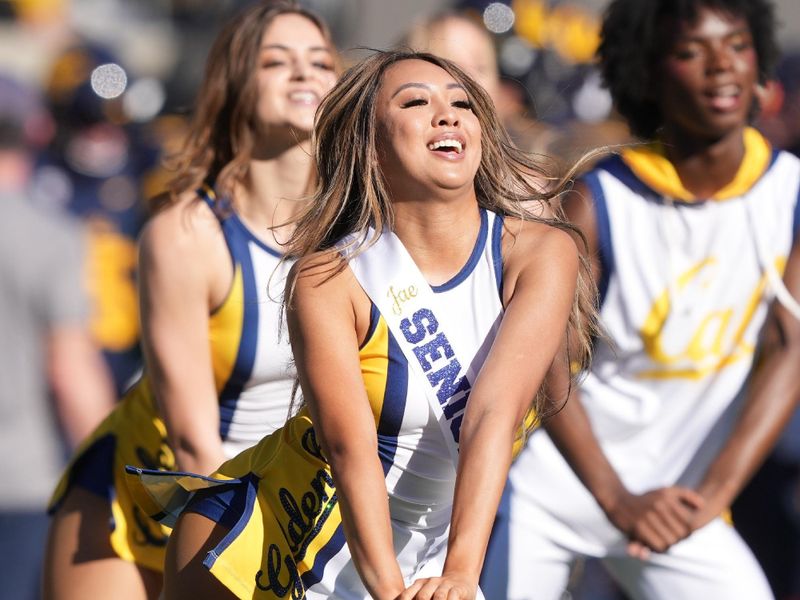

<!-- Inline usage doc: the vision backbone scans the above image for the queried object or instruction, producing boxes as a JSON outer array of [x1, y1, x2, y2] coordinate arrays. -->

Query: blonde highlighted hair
[[287, 50, 600, 421]]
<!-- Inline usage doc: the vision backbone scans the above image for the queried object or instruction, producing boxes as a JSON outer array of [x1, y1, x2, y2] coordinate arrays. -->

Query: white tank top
[[577, 136, 800, 489], [355, 208, 506, 526]]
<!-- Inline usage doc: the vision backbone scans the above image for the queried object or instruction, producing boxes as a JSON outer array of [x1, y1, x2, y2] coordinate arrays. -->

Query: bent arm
[[139, 201, 226, 475], [542, 185, 703, 555], [48, 325, 115, 447], [288, 259, 405, 600], [692, 237, 800, 527], [440, 226, 579, 592]]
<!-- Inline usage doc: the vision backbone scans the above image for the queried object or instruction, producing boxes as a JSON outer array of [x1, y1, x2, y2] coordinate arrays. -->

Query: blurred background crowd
[[2, 0, 800, 598]]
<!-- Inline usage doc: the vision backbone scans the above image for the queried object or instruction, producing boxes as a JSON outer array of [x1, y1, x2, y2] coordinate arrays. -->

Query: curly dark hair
[[598, 0, 779, 139]]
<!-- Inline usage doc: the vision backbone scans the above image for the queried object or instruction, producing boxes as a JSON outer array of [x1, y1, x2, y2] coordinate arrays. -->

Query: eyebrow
[[260, 44, 331, 53], [678, 26, 750, 43], [390, 82, 466, 99]]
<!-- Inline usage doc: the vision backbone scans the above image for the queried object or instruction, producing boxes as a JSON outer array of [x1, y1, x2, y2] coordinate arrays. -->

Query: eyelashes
[[400, 98, 473, 110]]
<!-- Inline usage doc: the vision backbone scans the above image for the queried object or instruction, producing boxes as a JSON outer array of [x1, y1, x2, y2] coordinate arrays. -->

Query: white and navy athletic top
[[358, 207, 506, 528], [199, 186, 296, 457], [531, 128, 800, 493]]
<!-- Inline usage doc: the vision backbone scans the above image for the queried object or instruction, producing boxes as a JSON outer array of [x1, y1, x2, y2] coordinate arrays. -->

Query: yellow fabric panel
[[207, 414, 341, 599], [359, 316, 391, 426], [208, 265, 245, 394], [49, 378, 175, 572], [621, 127, 771, 202]]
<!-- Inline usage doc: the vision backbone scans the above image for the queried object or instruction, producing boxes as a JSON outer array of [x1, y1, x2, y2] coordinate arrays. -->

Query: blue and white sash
[[345, 229, 478, 465]]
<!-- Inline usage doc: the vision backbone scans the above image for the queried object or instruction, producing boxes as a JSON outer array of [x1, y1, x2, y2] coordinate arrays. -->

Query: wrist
[[592, 480, 629, 516]]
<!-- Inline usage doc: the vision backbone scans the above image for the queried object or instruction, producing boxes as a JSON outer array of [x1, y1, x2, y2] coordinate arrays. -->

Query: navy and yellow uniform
[[48, 187, 296, 572], [127, 210, 515, 598]]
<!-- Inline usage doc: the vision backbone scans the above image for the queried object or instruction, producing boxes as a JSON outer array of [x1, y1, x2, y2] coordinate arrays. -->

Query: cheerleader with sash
[[125, 50, 598, 600]]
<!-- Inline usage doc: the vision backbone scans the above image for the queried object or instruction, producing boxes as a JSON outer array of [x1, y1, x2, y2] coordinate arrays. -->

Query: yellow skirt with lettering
[[126, 411, 343, 599], [49, 377, 175, 572]]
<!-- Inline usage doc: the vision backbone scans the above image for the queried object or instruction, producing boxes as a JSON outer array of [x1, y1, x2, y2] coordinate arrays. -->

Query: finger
[[447, 586, 470, 600], [400, 579, 428, 600], [633, 517, 673, 552], [415, 578, 444, 600], [626, 539, 651, 560], [674, 487, 705, 510], [651, 498, 693, 541]]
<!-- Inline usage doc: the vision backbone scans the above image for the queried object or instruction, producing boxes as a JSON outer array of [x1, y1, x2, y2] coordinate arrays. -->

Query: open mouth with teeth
[[427, 139, 464, 155], [288, 91, 319, 105], [704, 84, 741, 111]]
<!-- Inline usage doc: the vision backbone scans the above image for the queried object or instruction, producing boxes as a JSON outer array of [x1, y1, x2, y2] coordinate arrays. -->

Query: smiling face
[[375, 59, 482, 199], [255, 13, 337, 137], [657, 6, 758, 141]]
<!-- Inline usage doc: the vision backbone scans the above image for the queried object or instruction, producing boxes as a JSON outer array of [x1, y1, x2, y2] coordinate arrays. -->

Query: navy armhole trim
[[794, 186, 800, 240], [491, 212, 504, 300], [584, 171, 613, 307], [432, 207, 488, 293], [230, 215, 283, 258], [360, 303, 380, 350]]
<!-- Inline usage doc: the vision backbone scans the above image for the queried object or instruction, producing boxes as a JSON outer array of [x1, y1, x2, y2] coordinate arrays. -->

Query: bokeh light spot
[[90, 63, 127, 99], [483, 3, 515, 34]]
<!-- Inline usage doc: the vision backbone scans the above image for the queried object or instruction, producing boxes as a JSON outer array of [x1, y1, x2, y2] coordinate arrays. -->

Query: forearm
[[544, 388, 626, 514], [48, 327, 115, 448], [444, 414, 516, 585], [696, 344, 800, 509], [154, 378, 225, 474], [329, 449, 404, 599], [171, 435, 226, 475]]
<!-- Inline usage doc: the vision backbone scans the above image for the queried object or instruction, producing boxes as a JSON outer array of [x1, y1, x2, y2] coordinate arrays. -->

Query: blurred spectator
[[0, 74, 114, 600], [401, 10, 559, 160], [32, 41, 165, 393]]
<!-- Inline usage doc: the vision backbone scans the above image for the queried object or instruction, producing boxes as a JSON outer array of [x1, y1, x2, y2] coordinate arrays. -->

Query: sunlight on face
[[375, 59, 482, 198]]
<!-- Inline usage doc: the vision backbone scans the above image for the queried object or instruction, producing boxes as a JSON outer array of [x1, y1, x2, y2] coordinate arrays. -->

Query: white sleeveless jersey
[[581, 148, 800, 490], [199, 188, 296, 457], [516, 136, 800, 501], [357, 208, 505, 528]]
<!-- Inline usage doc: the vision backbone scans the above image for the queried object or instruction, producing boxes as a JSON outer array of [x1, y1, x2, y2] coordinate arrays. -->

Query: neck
[[233, 140, 313, 247], [661, 125, 746, 198], [392, 189, 482, 286]]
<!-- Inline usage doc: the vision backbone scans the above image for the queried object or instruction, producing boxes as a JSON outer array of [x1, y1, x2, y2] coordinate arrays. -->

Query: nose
[[290, 57, 310, 81], [432, 99, 459, 128], [707, 44, 734, 74]]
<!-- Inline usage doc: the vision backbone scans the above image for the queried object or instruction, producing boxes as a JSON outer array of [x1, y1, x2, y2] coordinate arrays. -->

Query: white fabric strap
[[345, 229, 477, 465]]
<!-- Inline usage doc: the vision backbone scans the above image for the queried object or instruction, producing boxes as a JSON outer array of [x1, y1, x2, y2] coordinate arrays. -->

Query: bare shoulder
[[501, 217, 579, 268], [500, 217, 580, 303], [139, 190, 223, 266], [287, 248, 372, 342]]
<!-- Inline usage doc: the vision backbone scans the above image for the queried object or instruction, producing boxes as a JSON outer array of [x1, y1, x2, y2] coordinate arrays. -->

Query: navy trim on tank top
[[491, 212, 504, 300], [377, 329, 407, 475], [229, 213, 283, 258], [197, 185, 283, 258], [794, 179, 800, 240], [360, 303, 380, 351], [584, 170, 614, 307], [218, 229, 260, 441], [432, 207, 488, 293]]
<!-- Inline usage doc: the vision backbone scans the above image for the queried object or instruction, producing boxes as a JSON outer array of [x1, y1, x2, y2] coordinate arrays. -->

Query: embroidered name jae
[[399, 308, 471, 444]]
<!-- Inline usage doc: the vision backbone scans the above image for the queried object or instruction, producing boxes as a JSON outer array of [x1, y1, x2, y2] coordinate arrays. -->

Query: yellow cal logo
[[637, 257, 785, 380]]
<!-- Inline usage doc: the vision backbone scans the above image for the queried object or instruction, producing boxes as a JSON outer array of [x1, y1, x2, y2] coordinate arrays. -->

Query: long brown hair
[[162, 0, 337, 208], [288, 50, 600, 421]]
